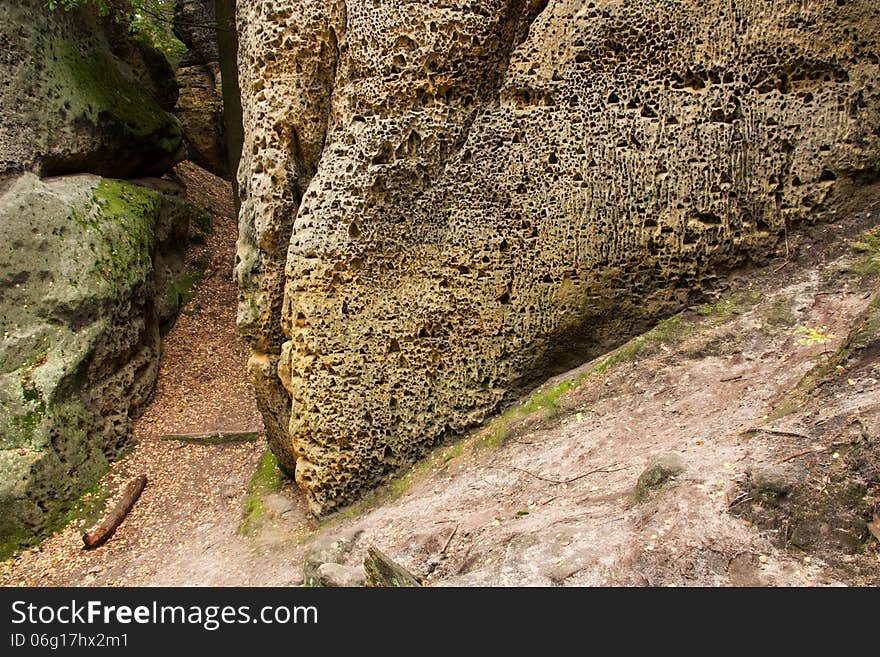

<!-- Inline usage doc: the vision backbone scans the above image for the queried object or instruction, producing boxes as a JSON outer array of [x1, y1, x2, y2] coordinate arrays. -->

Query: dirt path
[[0, 163, 308, 586]]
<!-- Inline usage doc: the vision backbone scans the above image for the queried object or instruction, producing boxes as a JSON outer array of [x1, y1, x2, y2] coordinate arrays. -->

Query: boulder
[[636, 453, 686, 501], [0, 174, 190, 556], [0, 0, 184, 178], [234, 0, 880, 514], [363, 547, 421, 588]]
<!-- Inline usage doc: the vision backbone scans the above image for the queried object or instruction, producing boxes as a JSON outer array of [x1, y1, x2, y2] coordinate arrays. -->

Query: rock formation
[[0, 0, 193, 554], [0, 0, 184, 178], [235, 0, 880, 515], [173, 0, 228, 177]]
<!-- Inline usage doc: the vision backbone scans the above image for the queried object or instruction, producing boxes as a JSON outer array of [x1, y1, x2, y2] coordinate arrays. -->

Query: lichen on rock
[[0, 0, 184, 178]]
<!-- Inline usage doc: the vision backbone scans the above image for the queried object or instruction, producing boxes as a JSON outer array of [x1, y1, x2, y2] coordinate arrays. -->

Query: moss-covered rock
[[0, 0, 183, 178], [0, 173, 191, 557]]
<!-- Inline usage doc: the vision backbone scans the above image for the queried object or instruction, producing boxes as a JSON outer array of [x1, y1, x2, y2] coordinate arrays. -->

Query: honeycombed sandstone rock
[[235, 0, 880, 514]]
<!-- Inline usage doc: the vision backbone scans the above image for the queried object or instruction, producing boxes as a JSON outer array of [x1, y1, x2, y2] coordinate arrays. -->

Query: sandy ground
[[2, 171, 877, 587]]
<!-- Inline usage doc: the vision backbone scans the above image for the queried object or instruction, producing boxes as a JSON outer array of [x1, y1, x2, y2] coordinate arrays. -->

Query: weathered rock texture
[[174, 0, 228, 177], [0, 174, 190, 554], [0, 0, 184, 178], [0, 1, 193, 553], [235, 0, 880, 514]]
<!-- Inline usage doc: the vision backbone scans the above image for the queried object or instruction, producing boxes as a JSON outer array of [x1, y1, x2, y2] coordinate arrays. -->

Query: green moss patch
[[848, 226, 880, 279], [174, 256, 209, 308], [0, 468, 109, 562], [51, 38, 180, 151], [76, 179, 161, 291], [696, 290, 762, 324], [239, 450, 284, 536]]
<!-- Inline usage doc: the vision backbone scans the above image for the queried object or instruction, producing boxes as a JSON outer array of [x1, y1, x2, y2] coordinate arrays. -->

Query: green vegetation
[[696, 290, 762, 324], [0, 471, 110, 561], [47, 0, 186, 64], [54, 478, 112, 539], [852, 295, 880, 349], [762, 297, 880, 424], [192, 208, 213, 237], [90, 179, 160, 289], [10, 381, 47, 441], [793, 325, 835, 351], [849, 226, 880, 278], [174, 256, 209, 308], [53, 39, 180, 147], [239, 450, 283, 536]]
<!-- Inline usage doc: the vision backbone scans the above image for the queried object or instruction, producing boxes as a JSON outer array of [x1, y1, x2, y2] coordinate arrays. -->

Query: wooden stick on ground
[[159, 430, 261, 445], [510, 463, 629, 485], [778, 446, 826, 464], [740, 426, 812, 440], [440, 523, 459, 554], [82, 475, 147, 550]]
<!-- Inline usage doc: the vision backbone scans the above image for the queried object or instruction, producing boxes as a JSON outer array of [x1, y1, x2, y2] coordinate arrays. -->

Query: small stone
[[363, 546, 421, 587], [316, 563, 365, 588], [302, 529, 363, 587], [262, 492, 294, 518], [636, 453, 686, 500], [750, 466, 796, 506]]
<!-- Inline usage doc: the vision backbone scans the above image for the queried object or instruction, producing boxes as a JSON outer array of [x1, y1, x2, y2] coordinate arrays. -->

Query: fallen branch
[[440, 523, 459, 554], [720, 375, 743, 383], [160, 430, 261, 445], [83, 475, 147, 550], [727, 492, 751, 509], [511, 463, 629, 485], [778, 446, 826, 464], [740, 426, 812, 440]]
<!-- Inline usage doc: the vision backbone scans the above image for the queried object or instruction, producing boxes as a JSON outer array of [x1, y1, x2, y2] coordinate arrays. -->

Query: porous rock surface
[[0, 0, 184, 178], [0, 174, 190, 552], [173, 0, 228, 177], [234, 0, 880, 514]]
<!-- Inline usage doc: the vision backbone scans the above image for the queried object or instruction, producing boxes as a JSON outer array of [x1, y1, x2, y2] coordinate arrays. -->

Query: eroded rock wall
[[174, 0, 229, 177], [0, 175, 190, 554], [235, 0, 880, 514]]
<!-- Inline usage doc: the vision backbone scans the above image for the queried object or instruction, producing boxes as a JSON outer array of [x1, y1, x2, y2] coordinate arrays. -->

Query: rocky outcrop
[[0, 175, 190, 555], [235, 0, 880, 514], [0, 0, 184, 178], [173, 0, 228, 177], [0, 1, 193, 554]]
